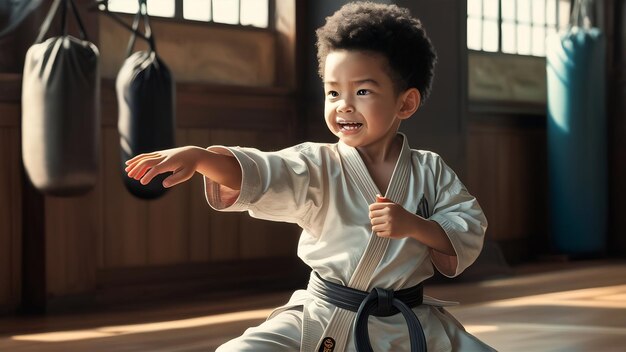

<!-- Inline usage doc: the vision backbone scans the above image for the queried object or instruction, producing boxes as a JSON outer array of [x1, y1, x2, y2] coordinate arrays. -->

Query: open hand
[[124, 146, 203, 188]]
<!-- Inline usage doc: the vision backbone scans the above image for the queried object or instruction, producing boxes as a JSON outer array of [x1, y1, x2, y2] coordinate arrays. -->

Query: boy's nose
[[336, 100, 354, 113]]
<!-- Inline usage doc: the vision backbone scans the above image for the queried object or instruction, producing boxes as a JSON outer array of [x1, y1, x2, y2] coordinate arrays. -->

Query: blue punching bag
[[546, 0, 607, 255]]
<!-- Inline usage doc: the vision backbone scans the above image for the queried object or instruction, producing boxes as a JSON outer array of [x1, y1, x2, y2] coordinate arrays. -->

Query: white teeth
[[337, 120, 362, 130], [342, 124, 360, 130]]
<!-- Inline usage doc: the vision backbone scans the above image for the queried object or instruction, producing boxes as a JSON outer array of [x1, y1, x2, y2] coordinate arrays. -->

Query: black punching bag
[[22, 0, 100, 196], [116, 1, 175, 199]]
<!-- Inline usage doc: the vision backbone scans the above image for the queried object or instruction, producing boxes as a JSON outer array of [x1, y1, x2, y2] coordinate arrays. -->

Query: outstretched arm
[[125, 146, 242, 190]]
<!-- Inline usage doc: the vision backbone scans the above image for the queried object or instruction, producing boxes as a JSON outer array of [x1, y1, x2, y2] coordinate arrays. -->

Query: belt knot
[[371, 287, 396, 316]]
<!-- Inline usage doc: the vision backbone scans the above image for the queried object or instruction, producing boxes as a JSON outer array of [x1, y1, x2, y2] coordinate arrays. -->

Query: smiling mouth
[[338, 122, 363, 131]]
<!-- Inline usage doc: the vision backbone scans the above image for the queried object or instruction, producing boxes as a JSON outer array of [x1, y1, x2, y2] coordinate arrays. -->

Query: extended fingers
[[140, 162, 168, 185], [125, 153, 162, 174], [125, 152, 160, 166], [162, 167, 195, 188], [126, 155, 164, 178]]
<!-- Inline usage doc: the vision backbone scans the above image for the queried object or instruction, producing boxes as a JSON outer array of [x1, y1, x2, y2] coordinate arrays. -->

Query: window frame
[[102, 0, 275, 30], [467, 0, 570, 57]]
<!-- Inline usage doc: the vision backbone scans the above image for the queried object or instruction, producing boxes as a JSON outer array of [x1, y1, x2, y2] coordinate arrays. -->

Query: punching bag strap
[[93, 0, 154, 54], [125, 11, 142, 57], [35, 0, 88, 44], [125, 0, 156, 58], [67, 0, 88, 40], [569, 0, 594, 30], [35, 0, 62, 43]]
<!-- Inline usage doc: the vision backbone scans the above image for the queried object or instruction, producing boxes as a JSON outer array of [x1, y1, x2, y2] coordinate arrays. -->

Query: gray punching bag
[[22, 0, 100, 196], [116, 1, 175, 199]]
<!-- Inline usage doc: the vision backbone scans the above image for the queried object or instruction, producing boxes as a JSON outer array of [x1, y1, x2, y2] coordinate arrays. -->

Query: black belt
[[308, 272, 427, 352]]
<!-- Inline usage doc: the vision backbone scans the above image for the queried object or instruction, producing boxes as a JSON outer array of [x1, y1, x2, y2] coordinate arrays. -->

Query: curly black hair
[[316, 2, 437, 102]]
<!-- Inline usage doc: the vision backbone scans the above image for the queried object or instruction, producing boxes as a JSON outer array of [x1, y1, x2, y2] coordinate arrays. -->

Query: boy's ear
[[397, 88, 421, 120]]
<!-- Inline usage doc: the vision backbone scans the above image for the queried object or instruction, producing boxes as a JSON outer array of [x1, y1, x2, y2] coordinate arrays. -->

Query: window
[[467, 0, 571, 56], [103, 0, 269, 28]]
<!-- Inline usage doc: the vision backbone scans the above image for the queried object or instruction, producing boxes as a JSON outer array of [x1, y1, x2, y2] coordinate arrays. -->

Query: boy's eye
[[327, 91, 339, 97], [356, 89, 370, 95]]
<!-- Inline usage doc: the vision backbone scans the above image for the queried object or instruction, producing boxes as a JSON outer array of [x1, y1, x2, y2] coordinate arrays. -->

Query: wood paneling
[[146, 129, 190, 265], [45, 192, 101, 296], [607, 0, 626, 255], [0, 73, 23, 313], [102, 127, 149, 268], [2, 0, 304, 313], [0, 126, 22, 312], [210, 129, 252, 260], [99, 15, 276, 86], [186, 129, 212, 263], [92, 79, 300, 305], [467, 123, 548, 261]]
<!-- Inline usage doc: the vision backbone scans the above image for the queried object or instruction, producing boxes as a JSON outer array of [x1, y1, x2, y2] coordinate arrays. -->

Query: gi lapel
[[312, 134, 413, 352]]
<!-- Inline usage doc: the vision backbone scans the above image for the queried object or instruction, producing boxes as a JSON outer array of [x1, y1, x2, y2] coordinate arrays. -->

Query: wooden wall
[[0, 74, 22, 313], [98, 16, 277, 86], [87, 82, 302, 308], [466, 115, 549, 264], [607, 0, 626, 255], [9, 81, 305, 314], [0, 0, 306, 314]]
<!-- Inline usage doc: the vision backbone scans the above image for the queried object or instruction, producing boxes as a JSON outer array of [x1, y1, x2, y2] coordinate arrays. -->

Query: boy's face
[[323, 50, 411, 151]]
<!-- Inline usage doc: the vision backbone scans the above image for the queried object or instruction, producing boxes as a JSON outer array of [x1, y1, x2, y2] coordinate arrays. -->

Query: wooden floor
[[1, 261, 625, 351]]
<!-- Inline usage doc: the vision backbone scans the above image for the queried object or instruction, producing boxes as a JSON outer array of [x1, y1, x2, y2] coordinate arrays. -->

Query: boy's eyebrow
[[323, 79, 381, 86]]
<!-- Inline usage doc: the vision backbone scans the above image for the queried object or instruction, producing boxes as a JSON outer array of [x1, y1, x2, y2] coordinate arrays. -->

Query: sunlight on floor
[[11, 308, 273, 342], [484, 284, 626, 309], [3, 263, 625, 352]]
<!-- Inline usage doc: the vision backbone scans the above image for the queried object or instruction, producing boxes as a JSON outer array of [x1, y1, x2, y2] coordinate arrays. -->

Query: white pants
[[216, 309, 303, 352], [216, 306, 496, 352]]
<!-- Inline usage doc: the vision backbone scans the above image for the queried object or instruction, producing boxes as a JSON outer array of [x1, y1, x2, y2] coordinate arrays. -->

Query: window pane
[[517, 23, 532, 54], [532, 0, 545, 25], [467, 17, 482, 50], [468, 0, 482, 17], [147, 0, 175, 18], [502, 21, 517, 54], [517, 0, 531, 23], [532, 26, 546, 56], [502, 0, 515, 21], [483, 0, 499, 20], [213, 0, 239, 25], [184, 0, 212, 21], [107, 0, 138, 14], [558, 0, 571, 30], [483, 19, 498, 52], [546, 0, 557, 25], [240, 0, 268, 28]]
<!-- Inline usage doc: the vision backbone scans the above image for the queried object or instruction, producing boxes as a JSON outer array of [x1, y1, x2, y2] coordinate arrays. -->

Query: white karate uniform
[[205, 133, 494, 352]]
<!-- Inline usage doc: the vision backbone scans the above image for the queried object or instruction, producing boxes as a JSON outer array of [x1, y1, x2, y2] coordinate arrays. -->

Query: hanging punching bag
[[546, 0, 607, 255], [22, 0, 100, 196], [116, 1, 175, 199]]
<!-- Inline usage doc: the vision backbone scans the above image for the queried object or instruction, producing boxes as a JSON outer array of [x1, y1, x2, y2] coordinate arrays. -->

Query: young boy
[[125, 2, 494, 351]]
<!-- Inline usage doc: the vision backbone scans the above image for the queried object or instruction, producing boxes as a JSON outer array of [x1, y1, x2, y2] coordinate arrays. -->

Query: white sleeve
[[203, 143, 325, 228], [428, 155, 488, 277]]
